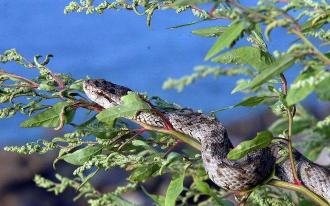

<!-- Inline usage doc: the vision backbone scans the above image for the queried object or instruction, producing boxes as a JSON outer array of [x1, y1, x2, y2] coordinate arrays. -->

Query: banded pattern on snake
[[83, 79, 330, 203]]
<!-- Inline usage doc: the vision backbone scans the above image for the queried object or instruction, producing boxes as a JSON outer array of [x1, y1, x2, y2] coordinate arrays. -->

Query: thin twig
[[290, 29, 330, 65], [118, 128, 145, 150], [54, 105, 68, 131], [0, 69, 39, 88]]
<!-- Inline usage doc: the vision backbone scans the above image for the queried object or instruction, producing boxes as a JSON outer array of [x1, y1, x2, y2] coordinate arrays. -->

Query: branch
[[267, 180, 329, 206]]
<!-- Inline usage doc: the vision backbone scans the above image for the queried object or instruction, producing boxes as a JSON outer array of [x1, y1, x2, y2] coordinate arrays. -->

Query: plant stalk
[[279, 73, 300, 184]]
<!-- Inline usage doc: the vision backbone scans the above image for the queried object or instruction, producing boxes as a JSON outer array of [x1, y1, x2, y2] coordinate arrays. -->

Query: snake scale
[[83, 79, 330, 204]]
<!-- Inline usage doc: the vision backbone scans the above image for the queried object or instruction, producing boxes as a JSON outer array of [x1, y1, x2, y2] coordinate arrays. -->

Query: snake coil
[[83, 79, 330, 203]]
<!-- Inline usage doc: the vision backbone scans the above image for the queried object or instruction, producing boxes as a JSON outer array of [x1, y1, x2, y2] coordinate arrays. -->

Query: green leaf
[[212, 46, 274, 71], [269, 116, 315, 135], [194, 179, 211, 194], [231, 79, 250, 94], [91, 128, 123, 139], [235, 96, 269, 107], [131, 139, 150, 148], [205, 21, 247, 60], [167, 20, 205, 29], [128, 163, 160, 182], [159, 152, 182, 174], [243, 54, 295, 90], [286, 68, 324, 105], [227, 131, 273, 160], [96, 93, 150, 125], [141, 186, 165, 206], [192, 26, 227, 37], [213, 96, 270, 113], [173, 0, 207, 7], [61, 145, 103, 166], [194, 179, 232, 206], [20, 102, 75, 128], [165, 172, 185, 206], [315, 76, 330, 101], [249, 24, 268, 52]]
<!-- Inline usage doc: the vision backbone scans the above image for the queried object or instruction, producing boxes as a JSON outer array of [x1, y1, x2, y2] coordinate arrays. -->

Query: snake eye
[[109, 88, 116, 94], [94, 80, 101, 87]]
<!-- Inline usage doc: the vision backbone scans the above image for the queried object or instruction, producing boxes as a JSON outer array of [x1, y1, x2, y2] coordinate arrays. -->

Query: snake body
[[83, 79, 330, 203]]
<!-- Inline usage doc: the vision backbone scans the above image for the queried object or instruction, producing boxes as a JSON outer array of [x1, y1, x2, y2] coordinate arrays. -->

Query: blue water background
[[0, 0, 311, 145]]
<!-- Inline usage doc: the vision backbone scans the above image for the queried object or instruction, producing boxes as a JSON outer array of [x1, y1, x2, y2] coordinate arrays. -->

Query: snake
[[83, 79, 330, 203]]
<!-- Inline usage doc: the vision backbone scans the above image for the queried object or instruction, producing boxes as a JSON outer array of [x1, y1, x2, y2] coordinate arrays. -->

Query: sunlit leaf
[[213, 96, 270, 113], [231, 79, 250, 94], [286, 68, 326, 105], [227, 131, 273, 160], [173, 0, 207, 7], [97, 93, 150, 125], [212, 46, 274, 71], [165, 172, 185, 206], [61, 145, 103, 165], [315, 76, 330, 101], [205, 21, 247, 60], [242, 54, 295, 90], [235, 96, 269, 107], [192, 26, 227, 37], [20, 102, 75, 128]]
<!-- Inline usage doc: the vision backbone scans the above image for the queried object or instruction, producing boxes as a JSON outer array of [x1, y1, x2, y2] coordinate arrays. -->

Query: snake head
[[83, 79, 132, 109]]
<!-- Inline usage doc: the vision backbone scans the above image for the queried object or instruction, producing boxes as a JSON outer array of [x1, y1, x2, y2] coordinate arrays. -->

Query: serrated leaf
[[61, 145, 103, 165], [212, 46, 274, 71], [165, 172, 185, 206], [192, 26, 227, 37], [96, 93, 150, 125], [205, 21, 247, 60], [20, 102, 75, 128], [227, 131, 273, 160], [242, 54, 295, 90]]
